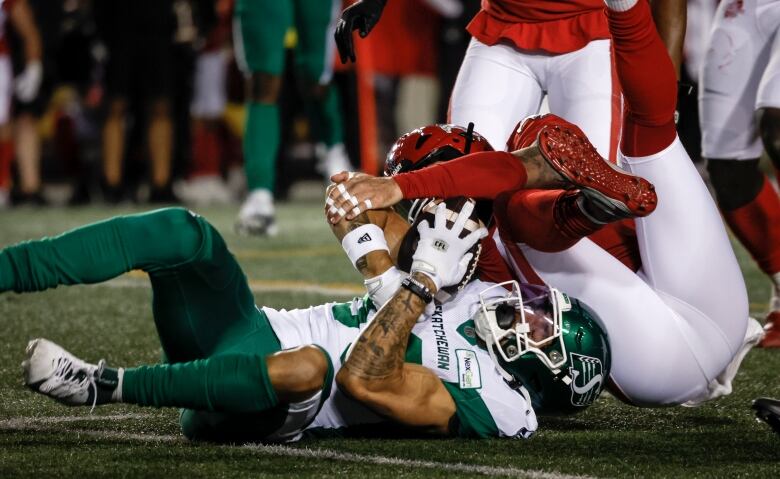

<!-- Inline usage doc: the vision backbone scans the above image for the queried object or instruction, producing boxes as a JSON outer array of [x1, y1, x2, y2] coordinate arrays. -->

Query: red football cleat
[[759, 311, 780, 348], [536, 123, 658, 220]]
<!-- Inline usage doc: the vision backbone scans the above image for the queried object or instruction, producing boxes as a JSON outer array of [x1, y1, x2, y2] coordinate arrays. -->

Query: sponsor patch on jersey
[[456, 349, 482, 389], [568, 353, 604, 407]]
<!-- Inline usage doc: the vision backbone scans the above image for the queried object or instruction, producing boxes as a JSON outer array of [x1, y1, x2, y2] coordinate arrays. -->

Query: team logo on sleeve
[[568, 353, 604, 407], [456, 349, 482, 389]]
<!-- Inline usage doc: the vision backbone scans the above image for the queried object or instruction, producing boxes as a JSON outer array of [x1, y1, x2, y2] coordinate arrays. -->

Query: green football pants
[[0, 208, 334, 441], [234, 0, 338, 84]]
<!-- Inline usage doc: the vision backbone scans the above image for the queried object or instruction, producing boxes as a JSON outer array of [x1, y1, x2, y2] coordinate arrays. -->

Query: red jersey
[[467, 0, 610, 54]]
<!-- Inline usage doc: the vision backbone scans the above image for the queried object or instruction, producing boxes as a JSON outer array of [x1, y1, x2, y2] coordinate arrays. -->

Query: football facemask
[[474, 281, 611, 414], [474, 281, 568, 375]]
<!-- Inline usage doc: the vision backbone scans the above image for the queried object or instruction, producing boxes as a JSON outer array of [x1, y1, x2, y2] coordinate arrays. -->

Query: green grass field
[[1, 201, 778, 478]]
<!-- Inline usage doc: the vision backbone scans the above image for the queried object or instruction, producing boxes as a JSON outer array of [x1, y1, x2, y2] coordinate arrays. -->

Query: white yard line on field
[[0, 415, 601, 479]]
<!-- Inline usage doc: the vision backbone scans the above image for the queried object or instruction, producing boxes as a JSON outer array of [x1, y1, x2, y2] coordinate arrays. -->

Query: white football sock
[[112, 368, 124, 403]]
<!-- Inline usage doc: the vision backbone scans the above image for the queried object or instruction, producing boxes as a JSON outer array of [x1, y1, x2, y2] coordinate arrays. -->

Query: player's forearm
[[340, 272, 433, 382], [650, 0, 686, 79], [393, 150, 528, 201]]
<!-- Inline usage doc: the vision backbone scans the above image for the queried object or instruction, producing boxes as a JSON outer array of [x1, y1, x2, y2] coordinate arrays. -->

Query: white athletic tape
[[328, 205, 338, 216], [341, 224, 389, 268], [326, 197, 335, 207], [351, 206, 361, 217], [348, 171, 356, 179], [337, 207, 346, 217], [337, 183, 347, 194], [349, 195, 359, 207], [364, 267, 405, 309], [364, 199, 372, 210]]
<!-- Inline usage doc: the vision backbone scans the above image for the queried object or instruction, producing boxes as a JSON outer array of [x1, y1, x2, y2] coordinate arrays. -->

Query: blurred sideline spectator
[[361, 0, 442, 156], [0, 0, 41, 208], [94, 0, 176, 203], [0, 0, 737, 214], [174, 0, 234, 206]]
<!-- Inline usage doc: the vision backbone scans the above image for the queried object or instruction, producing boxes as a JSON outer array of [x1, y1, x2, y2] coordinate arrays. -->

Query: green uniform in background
[[233, 0, 345, 193]]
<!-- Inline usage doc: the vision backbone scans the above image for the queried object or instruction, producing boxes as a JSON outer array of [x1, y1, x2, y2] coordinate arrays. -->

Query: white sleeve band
[[364, 266, 406, 308], [341, 224, 389, 268]]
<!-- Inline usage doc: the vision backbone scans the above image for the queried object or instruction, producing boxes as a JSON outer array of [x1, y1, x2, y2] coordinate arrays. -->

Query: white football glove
[[411, 201, 488, 291], [15, 61, 42, 102]]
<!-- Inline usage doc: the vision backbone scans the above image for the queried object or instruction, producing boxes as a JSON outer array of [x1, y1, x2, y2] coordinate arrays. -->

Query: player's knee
[[706, 159, 764, 210], [246, 72, 281, 104], [758, 107, 780, 166], [268, 346, 330, 402], [149, 207, 204, 262]]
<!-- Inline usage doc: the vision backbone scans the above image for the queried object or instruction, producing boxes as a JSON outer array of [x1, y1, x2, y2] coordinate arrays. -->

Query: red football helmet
[[384, 123, 493, 177], [384, 123, 493, 223]]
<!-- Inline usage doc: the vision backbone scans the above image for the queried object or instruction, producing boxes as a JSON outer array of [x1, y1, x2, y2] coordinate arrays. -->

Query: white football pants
[[519, 138, 748, 406], [449, 37, 620, 162]]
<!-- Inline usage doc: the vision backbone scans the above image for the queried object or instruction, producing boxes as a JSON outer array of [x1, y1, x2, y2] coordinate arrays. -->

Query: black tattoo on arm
[[343, 274, 430, 380]]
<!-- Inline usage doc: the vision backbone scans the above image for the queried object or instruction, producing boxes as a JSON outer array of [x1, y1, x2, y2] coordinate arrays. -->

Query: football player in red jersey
[[699, 0, 780, 347], [328, 0, 759, 407], [336, 0, 685, 165]]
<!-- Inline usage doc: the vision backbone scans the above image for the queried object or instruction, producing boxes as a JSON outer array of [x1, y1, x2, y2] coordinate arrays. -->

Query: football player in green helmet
[[473, 281, 610, 414]]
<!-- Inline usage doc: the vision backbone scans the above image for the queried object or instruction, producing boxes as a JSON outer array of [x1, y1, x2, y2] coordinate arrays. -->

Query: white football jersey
[[263, 279, 537, 439]]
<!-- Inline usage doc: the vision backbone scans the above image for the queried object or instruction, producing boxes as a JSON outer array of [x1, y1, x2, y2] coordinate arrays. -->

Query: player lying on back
[[327, 0, 757, 407], [9, 197, 612, 441]]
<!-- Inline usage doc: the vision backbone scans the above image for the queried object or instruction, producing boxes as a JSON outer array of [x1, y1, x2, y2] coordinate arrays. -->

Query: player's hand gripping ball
[[398, 197, 487, 297]]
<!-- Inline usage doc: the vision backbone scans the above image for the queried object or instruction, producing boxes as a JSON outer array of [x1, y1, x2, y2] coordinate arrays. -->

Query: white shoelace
[[51, 356, 106, 413]]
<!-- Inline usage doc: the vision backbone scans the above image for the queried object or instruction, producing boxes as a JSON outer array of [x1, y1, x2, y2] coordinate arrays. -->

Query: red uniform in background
[[362, 0, 439, 76]]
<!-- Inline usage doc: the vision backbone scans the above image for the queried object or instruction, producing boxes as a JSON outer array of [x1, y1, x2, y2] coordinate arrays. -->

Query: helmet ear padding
[[495, 303, 515, 330]]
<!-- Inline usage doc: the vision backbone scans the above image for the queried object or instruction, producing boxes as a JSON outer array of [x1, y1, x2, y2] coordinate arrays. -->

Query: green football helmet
[[473, 281, 611, 415]]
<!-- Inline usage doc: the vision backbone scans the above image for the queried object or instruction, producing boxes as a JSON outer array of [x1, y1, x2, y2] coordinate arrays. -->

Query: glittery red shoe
[[535, 120, 658, 220], [759, 311, 780, 348]]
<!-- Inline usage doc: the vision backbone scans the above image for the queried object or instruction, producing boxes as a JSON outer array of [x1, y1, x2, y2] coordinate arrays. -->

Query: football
[[397, 197, 485, 299]]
